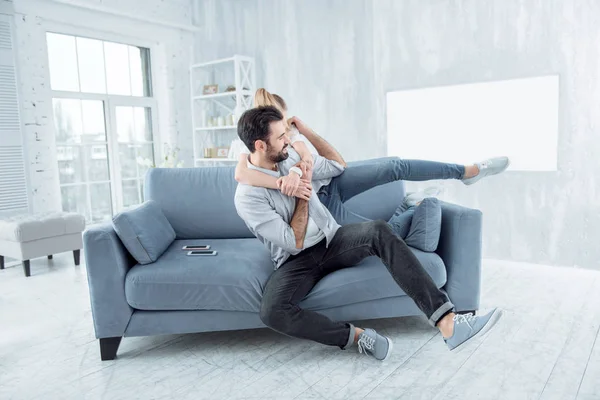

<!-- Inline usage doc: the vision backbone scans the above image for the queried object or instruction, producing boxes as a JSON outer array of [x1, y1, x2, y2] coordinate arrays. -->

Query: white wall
[[195, 0, 600, 271], [12, 0, 194, 213]]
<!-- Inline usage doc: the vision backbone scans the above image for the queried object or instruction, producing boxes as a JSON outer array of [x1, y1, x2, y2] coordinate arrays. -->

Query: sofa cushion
[[112, 200, 176, 265], [300, 247, 447, 311], [144, 168, 253, 239], [125, 239, 274, 312], [124, 238, 447, 312], [405, 197, 442, 252]]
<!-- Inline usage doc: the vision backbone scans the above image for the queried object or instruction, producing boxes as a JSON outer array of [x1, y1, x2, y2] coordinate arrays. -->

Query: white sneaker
[[462, 157, 510, 185]]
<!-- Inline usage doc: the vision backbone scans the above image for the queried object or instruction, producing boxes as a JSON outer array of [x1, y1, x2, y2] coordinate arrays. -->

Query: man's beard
[[267, 144, 289, 163]]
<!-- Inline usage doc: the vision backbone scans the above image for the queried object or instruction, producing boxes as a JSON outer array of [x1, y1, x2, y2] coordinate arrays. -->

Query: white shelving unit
[[190, 55, 255, 167]]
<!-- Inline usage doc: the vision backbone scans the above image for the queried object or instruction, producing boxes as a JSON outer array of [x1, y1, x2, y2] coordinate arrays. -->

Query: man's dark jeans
[[259, 220, 454, 349]]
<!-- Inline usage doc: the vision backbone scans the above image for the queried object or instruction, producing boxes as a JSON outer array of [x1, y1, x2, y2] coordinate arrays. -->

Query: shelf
[[195, 158, 237, 162], [195, 126, 236, 131], [193, 90, 252, 101], [191, 57, 235, 68], [191, 55, 254, 69], [191, 55, 255, 169]]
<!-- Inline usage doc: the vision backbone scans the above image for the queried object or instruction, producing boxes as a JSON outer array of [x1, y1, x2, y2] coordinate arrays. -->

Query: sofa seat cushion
[[125, 238, 447, 313], [300, 247, 447, 311], [125, 239, 274, 312]]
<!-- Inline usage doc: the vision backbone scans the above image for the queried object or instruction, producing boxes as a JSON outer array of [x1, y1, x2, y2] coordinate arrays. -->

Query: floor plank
[[539, 276, 600, 400], [576, 298, 600, 400], [2, 255, 600, 400], [428, 264, 597, 400]]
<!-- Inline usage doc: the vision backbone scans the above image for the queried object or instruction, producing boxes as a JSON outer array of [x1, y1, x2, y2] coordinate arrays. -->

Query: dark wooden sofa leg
[[0, 255, 4, 270], [100, 337, 122, 361], [47, 255, 53, 260], [73, 249, 80, 266], [23, 260, 30, 277]]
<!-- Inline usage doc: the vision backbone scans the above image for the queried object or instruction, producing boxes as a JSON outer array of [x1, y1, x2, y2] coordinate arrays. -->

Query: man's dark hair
[[237, 106, 284, 153]]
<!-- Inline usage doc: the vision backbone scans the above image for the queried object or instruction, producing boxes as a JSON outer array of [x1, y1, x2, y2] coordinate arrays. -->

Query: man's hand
[[294, 179, 313, 200], [277, 176, 312, 200], [277, 173, 300, 197]]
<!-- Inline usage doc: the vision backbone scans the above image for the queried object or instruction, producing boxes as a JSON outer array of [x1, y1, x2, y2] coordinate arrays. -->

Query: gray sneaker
[[357, 328, 393, 361], [462, 157, 510, 185], [444, 308, 503, 351]]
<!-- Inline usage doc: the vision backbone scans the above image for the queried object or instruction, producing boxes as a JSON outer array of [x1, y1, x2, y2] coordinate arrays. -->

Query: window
[[46, 32, 156, 223], [386, 75, 559, 172]]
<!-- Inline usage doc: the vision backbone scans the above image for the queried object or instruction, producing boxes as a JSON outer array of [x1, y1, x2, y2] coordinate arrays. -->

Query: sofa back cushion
[[112, 200, 176, 264], [343, 180, 406, 222], [143, 164, 406, 239], [144, 167, 254, 239]]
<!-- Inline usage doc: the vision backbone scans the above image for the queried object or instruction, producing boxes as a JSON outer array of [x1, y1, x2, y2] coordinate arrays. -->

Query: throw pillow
[[404, 198, 442, 252], [112, 200, 176, 264]]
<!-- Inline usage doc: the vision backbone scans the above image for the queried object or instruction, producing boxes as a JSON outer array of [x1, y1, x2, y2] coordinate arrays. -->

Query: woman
[[234, 89, 510, 227]]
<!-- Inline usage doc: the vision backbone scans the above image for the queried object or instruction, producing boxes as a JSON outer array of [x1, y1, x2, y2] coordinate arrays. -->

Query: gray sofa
[[83, 164, 482, 361]]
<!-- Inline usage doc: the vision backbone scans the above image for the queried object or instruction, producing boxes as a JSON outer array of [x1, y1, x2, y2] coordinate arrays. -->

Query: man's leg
[[259, 247, 355, 350], [320, 221, 503, 351], [333, 157, 465, 203], [319, 221, 454, 326]]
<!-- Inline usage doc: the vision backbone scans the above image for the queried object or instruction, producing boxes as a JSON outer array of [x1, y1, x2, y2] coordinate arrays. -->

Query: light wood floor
[[1, 254, 599, 400]]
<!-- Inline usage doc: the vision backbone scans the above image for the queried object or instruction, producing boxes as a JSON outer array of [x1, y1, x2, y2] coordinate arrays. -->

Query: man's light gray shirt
[[234, 148, 344, 269]]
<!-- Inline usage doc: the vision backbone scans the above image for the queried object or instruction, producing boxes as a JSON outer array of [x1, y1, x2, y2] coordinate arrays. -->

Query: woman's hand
[[288, 116, 311, 135], [296, 159, 313, 182], [302, 154, 314, 168]]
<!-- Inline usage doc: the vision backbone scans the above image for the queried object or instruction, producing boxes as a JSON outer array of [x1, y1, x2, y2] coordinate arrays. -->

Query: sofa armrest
[[83, 222, 135, 339], [436, 201, 483, 313]]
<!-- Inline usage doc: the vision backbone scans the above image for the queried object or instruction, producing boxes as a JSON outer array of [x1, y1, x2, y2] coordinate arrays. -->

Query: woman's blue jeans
[[318, 157, 465, 226]]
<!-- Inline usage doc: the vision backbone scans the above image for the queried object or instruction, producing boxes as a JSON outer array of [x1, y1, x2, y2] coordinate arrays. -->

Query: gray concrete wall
[[195, 0, 600, 270]]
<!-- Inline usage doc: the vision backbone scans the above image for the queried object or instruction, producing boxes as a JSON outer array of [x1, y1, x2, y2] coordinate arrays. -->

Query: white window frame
[[44, 22, 162, 217], [107, 97, 159, 211]]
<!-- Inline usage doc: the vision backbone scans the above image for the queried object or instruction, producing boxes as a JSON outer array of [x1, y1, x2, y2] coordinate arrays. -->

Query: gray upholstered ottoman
[[0, 212, 86, 277]]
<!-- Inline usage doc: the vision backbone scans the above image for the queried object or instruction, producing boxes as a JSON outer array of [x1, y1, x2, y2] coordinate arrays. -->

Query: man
[[234, 106, 502, 361]]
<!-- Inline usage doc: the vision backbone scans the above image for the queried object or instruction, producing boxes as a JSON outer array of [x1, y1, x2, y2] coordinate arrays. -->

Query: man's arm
[[290, 199, 309, 249], [235, 189, 310, 252], [310, 153, 346, 181], [289, 116, 347, 167]]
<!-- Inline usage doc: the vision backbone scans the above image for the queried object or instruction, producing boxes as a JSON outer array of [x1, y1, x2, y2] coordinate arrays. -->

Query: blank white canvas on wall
[[386, 75, 559, 172]]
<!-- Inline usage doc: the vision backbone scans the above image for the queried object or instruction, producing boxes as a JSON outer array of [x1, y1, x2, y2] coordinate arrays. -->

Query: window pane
[[104, 42, 131, 96], [84, 145, 110, 182], [53, 99, 83, 144], [90, 182, 112, 222], [116, 106, 153, 143], [133, 107, 153, 142], [129, 46, 144, 97], [120, 143, 154, 179], [61, 185, 87, 217], [81, 100, 107, 142], [116, 106, 134, 143], [76, 37, 106, 94], [57, 146, 84, 184], [47, 33, 80, 92], [122, 179, 141, 209]]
